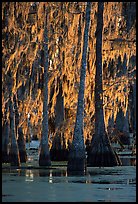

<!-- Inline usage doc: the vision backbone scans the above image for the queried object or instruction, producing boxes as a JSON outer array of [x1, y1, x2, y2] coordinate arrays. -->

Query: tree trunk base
[[9, 152, 20, 167], [50, 149, 69, 161], [39, 153, 51, 166], [87, 132, 122, 167], [2, 151, 9, 163], [19, 150, 27, 163], [67, 158, 86, 175], [87, 149, 122, 167]]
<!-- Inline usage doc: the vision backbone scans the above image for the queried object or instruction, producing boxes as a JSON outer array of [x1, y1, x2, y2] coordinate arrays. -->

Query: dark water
[[2, 157, 136, 202]]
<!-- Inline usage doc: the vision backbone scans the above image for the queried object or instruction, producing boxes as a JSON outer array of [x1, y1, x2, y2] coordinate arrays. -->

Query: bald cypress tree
[[39, 5, 51, 166], [67, 2, 91, 174], [6, 69, 21, 167], [88, 2, 121, 167], [9, 96, 21, 167]]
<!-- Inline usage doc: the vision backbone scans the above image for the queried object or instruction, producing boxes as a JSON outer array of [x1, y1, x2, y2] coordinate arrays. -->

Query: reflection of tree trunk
[[88, 2, 121, 167], [67, 2, 91, 174], [39, 5, 51, 166], [9, 97, 20, 166]]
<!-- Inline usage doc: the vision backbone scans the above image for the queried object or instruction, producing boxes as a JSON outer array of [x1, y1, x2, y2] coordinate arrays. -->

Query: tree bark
[[67, 2, 91, 175], [55, 83, 65, 129], [50, 82, 66, 161], [128, 82, 136, 134], [9, 96, 21, 167], [13, 94, 19, 138], [115, 107, 130, 145], [17, 127, 27, 163], [2, 102, 10, 163], [39, 5, 51, 166], [88, 2, 121, 167], [13, 93, 27, 162], [2, 121, 10, 163]]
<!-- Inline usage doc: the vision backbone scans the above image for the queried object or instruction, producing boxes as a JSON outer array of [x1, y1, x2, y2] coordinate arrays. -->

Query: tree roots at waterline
[[39, 155, 51, 166], [87, 135, 122, 167], [39, 146, 51, 166], [9, 152, 21, 167], [2, 151, 9, 163], [19, 150, 27, 163], [67, 146, 87, 175], [67, 158, 86, 175]]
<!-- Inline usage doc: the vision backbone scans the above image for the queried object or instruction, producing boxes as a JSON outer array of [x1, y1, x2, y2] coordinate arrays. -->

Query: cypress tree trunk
[[9, 96, 21, 167], [132, 82, 136, 134], [128, 82, 136, 135], [115, 107, 130, 145], [13, 94, 27, 162], [55, 83, 65, 128], [2, 120, 10, 163], [67, 2, 91, 175], [39, 5, 51, 166], [17, 127, 27, 163], [88, 2, 121, 167], [50, 83, 66, 161], [2, 102, 10, 163], [13, 94, 19, 138]]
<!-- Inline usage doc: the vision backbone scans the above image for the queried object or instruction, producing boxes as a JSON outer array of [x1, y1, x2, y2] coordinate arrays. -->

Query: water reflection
[[3, 166, 136, 186], [49, 170, 53, 183], [2, 156, 136, 185], [39, 169, 50, 177], [2, 164, 136, 202], [17, 169, 21, 176], [25, 170, 34, 182], [120, 157, 136, 166]]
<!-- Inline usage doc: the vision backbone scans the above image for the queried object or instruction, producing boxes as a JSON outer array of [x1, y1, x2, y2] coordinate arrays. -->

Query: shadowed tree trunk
[[67, 2, 91, 175], [13, 93, 27, 162], [2, 102, 10, 163], [17, 127, 27, 163], [9, 96, 21, 166], [39, 5, 51, 166], [50, 82, 67, 161], [115, 107, 130, 145], [128, 80, 136, 135], [2, 121, 10, 163], [132, 82, 136, 134], [13, 94, 19, 138], [55, 83, 65, 128], [7, 69, 20, 166], [88, 2, 121, 167]]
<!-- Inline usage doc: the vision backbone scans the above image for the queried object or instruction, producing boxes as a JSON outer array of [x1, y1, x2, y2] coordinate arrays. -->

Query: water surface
[[2, 163, 136, 202]]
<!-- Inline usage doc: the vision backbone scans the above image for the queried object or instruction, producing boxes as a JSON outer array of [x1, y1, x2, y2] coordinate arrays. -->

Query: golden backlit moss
[[2, 2, 136, 144]]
